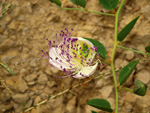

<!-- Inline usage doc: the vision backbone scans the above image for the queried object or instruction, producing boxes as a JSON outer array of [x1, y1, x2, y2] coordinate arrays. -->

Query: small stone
[[43, 87, 52, 94], [0, 89, 11, 102], [38, 74, 48, 84], [100, 86, 113, 98], [6, 78, 15, 87], [95, 79, 104, 88], [34, 96, 41, 105], [47, 81, 56, 88], [26, 99, 33, 108], [5, 15, 11, 24], [135, 70, 150, 84], [15, 77, 28, 93], [44, 67, 52, 75], [12, 93, 29, 103], [107, 98, 115, 109], [50, 67, 59, 74], [25, 72, 37, 82], [66, 97, 76, 112], [8, 20, 18, 30], [29, 92, 35, 97], [28, 81, 36, 86], [30, 59, 37, 67], [125, 92, 135, 102], [124, 51, 135, 60], [115, 58, 124, 69]]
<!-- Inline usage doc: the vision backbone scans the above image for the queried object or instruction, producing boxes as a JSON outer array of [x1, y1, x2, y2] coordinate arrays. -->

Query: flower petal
[[49, 47, 72, 70], [72, 37, 96, 63], [73, 62, 98, 79]]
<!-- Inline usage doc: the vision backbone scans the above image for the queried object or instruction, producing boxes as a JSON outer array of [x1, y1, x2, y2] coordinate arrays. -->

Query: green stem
[[118, 45, 147, 55], [111, 0, 125, 113], [118, 87, 133, 93], [61, 7, 115, 16]]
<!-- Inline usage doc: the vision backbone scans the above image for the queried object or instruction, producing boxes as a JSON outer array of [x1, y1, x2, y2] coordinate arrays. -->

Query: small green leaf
[[91, 110, 97, 113], [33, 105, 37, 109], [8, 4, 12, 9], [118, 16, 139, 42], [119, 60, 139, 85], [0, 62, 14, 75], [48, 94, 51, 100], [84, 38, 107, 59], [145, 46, 150, 52], [70, 0, 77, 5], [133, 80, 147, 96], [87, 99, 113, 112], [76, 0, 86, 8], [49, 0, 61, 6], [99, 0, 118, 10]]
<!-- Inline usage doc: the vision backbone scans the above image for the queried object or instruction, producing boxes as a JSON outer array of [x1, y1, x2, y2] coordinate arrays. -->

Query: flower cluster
[[41, 28, 99, 79]]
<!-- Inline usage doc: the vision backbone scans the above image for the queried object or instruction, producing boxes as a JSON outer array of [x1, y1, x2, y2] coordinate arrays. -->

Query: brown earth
[[0, 0, 150, 113]]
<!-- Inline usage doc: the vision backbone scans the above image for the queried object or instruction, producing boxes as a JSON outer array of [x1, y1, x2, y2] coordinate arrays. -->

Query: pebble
[[100, 85, 113, 98], [95, 79, 104, 88], [124, 51, 135, 60], [8, 20, 18, 30], [66, 97, 76, 112], [15, 76, 28, 93], [12, 93, 29, 104], [135, 70, 150, 84], [25, 72, 37, 82], [34, 96, 41, 105], [37, 73, 48, 84], [125, 92, 135, 102]]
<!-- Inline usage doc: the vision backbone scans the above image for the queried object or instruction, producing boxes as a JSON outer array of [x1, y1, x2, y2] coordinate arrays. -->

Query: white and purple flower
[[41, 28, 100, 79]]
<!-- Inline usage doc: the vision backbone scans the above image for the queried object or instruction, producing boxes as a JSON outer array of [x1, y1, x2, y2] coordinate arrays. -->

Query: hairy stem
[[61, 7, 115, 16], [111, 0, 125, 113], [118, 45, 148, 55]]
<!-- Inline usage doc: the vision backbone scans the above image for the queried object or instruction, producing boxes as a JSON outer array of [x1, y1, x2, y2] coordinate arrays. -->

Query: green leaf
[[133, 80, 147, 96], [118, 16, 139, 42], [145, 46, 150, 52], [119, 60, 139, 85], [0, 62, 14, 75], [99, 0, 118, 10], [87, 99, 113, 112], [84, 38, 107, 59], [76, 0, 86, 8], [70, 0, 77, 5], [49, 0, 61, 6], [91, 110, 97, 113]]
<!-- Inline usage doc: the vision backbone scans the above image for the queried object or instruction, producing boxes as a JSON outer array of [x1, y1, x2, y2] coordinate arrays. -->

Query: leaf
[[99, 0, 118, 10], [145, 46, 150, 52], [87, 99, 113, 112], [0, 62, 14, 75], [76, 0, 86, 8], [70, 0, 77, 5], [91, 110, 97, 113], [118, 16, 139, 42], [119, 60, 139, 85], [133, 80, 147, 96], [84, 38, 107, 59], [49, 0, 61, 6]]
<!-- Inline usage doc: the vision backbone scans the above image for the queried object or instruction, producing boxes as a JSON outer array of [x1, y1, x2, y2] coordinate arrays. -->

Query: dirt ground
[[0, 0, 150, 113]]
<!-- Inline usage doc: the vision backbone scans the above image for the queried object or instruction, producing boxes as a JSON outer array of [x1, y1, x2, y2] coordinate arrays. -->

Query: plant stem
[[111, 0, 125, 113], [118, 87, 133, 93], [118, 45, 147, 55], [61, 7, 115, 16]]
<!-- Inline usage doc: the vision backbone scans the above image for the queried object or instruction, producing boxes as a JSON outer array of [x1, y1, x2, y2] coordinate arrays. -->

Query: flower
[[41, 28, 99, 79]]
